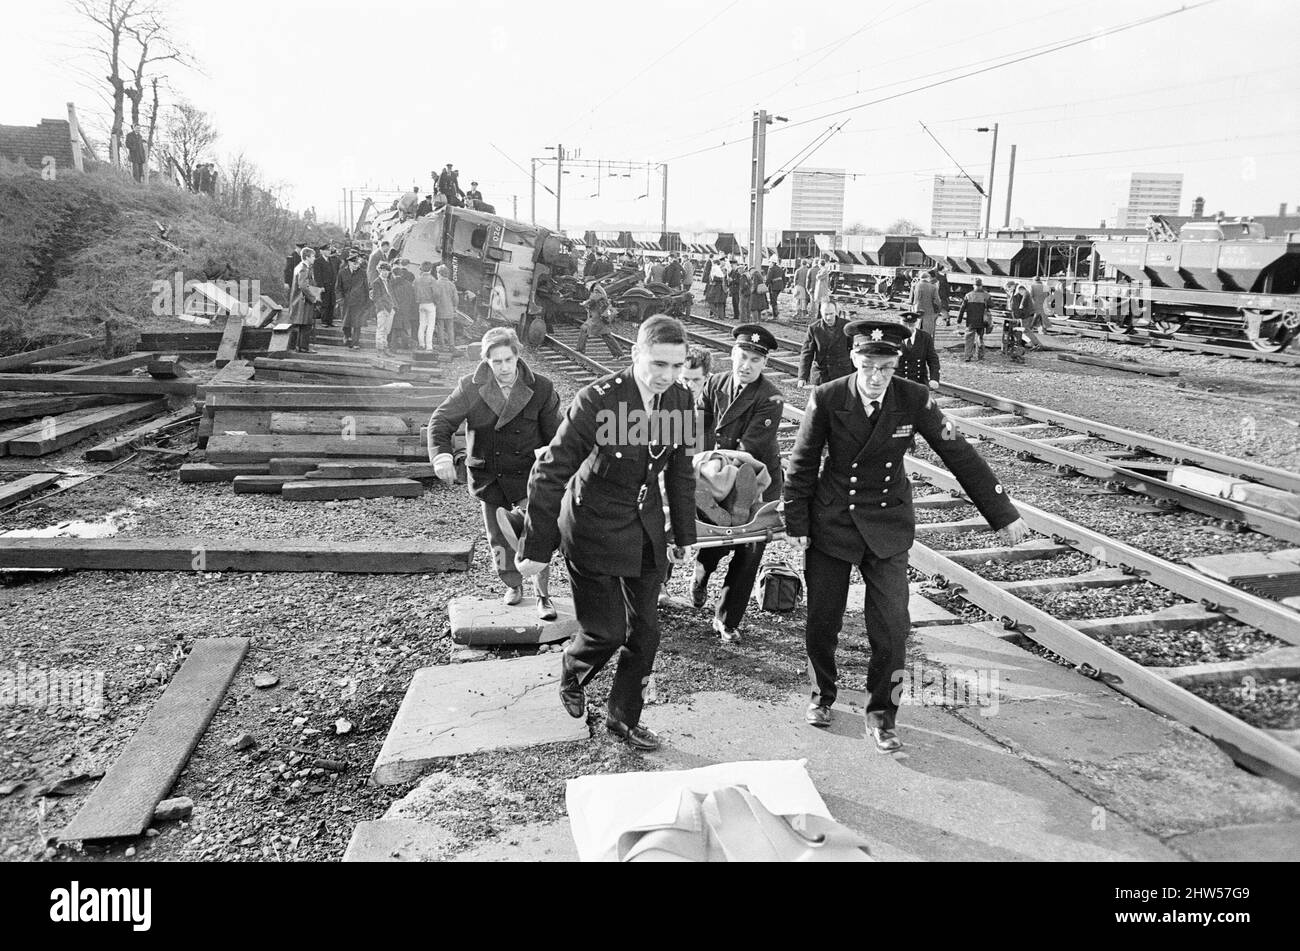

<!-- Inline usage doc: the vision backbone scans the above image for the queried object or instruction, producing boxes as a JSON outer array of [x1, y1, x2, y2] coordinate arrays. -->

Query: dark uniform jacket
[[521, 369, 697, 577], [784, 375, 1019, 561], [898, 329, 940, 386], [799, 316, 854, 384], [430, 359, 560, 507], [284, 251, 301, 290], [699, 371, 785, 502]]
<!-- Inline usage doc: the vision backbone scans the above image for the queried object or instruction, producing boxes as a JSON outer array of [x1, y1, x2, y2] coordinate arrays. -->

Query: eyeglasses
[[863, 365, 897, 379]]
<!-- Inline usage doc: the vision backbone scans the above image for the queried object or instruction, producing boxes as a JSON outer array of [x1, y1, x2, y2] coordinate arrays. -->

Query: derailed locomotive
[[371, 205, 581, 335]]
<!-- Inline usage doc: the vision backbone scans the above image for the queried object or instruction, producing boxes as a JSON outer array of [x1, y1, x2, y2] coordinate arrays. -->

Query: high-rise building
[[1113, 171, 1183, 228], [931, 174, 983, 234], [790, 168, 846, 233]]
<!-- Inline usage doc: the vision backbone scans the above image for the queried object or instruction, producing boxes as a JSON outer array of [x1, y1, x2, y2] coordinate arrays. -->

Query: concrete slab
[[1164, 821, 1300, 862], [911, 623, 1112, 705], [342, 819, 457, 862], [449, 820, 578, 862], [449, 595, 580, 646], [370, 654, 589, 785], [645, 691, 1181, 862]]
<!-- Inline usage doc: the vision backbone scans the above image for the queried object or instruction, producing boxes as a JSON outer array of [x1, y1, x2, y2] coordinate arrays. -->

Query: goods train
[[768, 219, 1299, 353]]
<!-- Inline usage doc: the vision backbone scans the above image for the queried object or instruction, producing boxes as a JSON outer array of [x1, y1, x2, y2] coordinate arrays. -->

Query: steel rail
[[907, 539, 1300, 790], [936, 381, 1300, 495], [943, 413, 1300, 544]]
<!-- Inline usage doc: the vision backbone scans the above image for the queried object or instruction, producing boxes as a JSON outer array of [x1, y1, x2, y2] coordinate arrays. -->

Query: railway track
[[834, 287, 1300, 365], [537, 312, 1300, 789]]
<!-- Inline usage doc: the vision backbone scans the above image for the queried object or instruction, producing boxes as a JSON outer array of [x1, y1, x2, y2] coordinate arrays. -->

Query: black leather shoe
[[560, 675, 585, 719], [605, 717, 661, 751], [870, 727, 902, 753], [691, 567, 709, 609], [805, 704, 832, 728]]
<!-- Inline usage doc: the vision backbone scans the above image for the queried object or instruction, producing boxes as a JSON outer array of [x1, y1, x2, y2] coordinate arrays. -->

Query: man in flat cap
[[784, 319, 1028, 752], [896, 311, 941, 388], [692, 323, 785, 642]]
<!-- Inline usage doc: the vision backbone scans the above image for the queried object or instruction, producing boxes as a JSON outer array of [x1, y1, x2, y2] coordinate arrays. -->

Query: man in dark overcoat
[[516, 316, 697, 751], [784, 319, 1028, 752], [797, 300, 854, 387]]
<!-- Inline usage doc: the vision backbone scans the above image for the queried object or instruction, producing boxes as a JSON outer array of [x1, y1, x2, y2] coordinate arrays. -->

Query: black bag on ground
[[757, 563, 802, 613]]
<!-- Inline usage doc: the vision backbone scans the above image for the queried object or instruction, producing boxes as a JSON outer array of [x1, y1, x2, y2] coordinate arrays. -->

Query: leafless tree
[[67, 0, 190, 168], [885, 218, 923, 236], [845, 222, 883, 235], [161, 101, 217, 191]]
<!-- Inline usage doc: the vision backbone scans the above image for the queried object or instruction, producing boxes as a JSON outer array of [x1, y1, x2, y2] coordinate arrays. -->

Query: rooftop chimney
[[1192, 196, 1205, 217], [1281, 202, 1289, 217]]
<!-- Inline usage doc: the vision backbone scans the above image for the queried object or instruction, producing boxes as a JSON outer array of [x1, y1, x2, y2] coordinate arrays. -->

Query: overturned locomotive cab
[[372, 205, 580, 336]]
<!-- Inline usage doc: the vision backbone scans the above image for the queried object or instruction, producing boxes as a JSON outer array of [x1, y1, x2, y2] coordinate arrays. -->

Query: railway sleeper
[[942, 538, 1074, 565], [996, 566, 1135, 594], [1071, 602, 1225, 638]]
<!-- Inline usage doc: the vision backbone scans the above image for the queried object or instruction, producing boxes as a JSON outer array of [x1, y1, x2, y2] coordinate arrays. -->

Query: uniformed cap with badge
[[843, 319, 909, 355], [731, 323, 779, 354]]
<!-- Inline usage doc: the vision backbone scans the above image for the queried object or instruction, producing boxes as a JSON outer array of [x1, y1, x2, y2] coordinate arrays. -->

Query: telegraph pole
[[530, 159, 537, 225], [660, 163, 669, 236], [749, 111, 768, 265], [979, 122, 999, 238], [1003, 144, 1017, 228], [556, 143, 563, 232], [748, 111, 787, 264]]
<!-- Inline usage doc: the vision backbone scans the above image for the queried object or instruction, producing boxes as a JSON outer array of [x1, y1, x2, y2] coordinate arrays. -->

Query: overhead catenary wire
[[767, 119, 852, 192], [660, 0, 1218, 164], [919, 121, 987, 196]]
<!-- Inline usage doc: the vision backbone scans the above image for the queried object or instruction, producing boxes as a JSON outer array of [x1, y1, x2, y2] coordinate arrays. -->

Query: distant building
[[1112, 171, 1183, 228], [790, 168, 846, 233], [931, 174, 983, 234]]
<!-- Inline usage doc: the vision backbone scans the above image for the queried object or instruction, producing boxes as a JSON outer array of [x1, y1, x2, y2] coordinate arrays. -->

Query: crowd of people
[[391, 164, 489, 222], [283, 238, 460, 354], [426, 312, 1027, 755]]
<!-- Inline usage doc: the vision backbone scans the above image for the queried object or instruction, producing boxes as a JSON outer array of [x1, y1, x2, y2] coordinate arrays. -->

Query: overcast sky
[[8, 0, 1298, 237]]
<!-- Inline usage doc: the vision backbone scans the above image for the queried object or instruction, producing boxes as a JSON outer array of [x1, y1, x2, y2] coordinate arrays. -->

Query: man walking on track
[[516, 316, 697, 752], [784, 318, 1028, 752]]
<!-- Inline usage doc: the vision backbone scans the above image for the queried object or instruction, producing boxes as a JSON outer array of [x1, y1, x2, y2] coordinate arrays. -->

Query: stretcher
[[691, 499, 786, 549]]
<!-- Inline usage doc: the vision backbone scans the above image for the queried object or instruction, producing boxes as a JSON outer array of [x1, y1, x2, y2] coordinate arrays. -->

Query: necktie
[[866, 399, 880, 418]]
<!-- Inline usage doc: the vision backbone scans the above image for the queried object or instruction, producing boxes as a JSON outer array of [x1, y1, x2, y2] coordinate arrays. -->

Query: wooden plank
[[23, 359, 93, 373], [0, 337, 99, 371], [205, 384, 448, 402], [0, 394, 130, 423], [7, 399, 168, 456], [1186, 551, 1300, 584], [179, 463, 270, 483], [147, 355, 189, 379], [83, 406, 200, 461], [270, 412, 412, 436], [996, 567, 1134, 594], [308, 462, 439, 480], [1072, 603, 1223, 637], [268, 324, 294, 354], [207, 433, 429, 463], [55, 352, 161, 376], [261, 349, 412, 374], [914, 517, 991, 535], [58, 638, 249, 842], [1057, 352, 1180, 377], [282, 478, 424, 501], [214, 314, 244, 368], [232, 475, 294, 493], [0, 472, 61, 508], [942, 539, 1074, 565], [267, 457, 388, 475], [0, 405, 118, 455], [252, 356, 440, 381], [205, 390, 449, 412], [0, 374, 197, 396], [0, 536, 476, 573]]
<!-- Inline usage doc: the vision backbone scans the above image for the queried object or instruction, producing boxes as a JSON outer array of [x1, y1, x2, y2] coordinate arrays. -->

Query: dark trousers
[[804, 544, 911, 730], [695, 540, 766, 629], [294, 323, 313, 352], [730, 289, 741, 319], [768, 288, 781, 317], [563, 532, 664, 729], [576, 325, 624, 359]]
